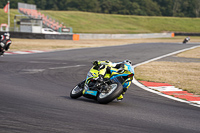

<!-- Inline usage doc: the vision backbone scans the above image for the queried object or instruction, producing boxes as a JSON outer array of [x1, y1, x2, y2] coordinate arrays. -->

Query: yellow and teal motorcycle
[[70, 63, 134, 104]]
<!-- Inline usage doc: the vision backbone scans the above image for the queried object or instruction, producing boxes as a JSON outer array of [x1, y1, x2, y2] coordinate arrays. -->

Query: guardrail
[[0, 31, 77, 40], [78, 33, 174, 39], [4, 32, 197, 40]]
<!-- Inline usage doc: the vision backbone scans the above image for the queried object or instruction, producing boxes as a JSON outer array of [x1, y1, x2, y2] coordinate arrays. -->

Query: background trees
[[3, 0, 200, 17]]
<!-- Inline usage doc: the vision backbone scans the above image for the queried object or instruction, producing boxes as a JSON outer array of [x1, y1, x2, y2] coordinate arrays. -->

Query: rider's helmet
[[105, 60, 110, 63], [4, 32, 10, 40], [123, 59, 132, 65]]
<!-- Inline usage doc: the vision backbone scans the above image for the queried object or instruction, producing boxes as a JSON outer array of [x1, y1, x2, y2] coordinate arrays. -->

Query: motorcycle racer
[[71, 59, 135, 103], [92, 60, 134, 101], [183, 36, 190, 44], [0, 32, 12, 56]]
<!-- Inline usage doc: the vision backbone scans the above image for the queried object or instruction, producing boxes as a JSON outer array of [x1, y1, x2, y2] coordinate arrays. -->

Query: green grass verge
[[1, 9, 200, 33]]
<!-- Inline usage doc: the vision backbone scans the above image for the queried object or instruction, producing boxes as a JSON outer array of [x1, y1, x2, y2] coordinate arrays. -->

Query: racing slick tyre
[[70, 85, 83, 99], [97, 82, 123, 104]]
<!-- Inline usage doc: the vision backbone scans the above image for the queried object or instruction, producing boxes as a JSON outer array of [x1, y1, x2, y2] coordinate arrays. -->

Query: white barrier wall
[[78, 33, 174, 39]]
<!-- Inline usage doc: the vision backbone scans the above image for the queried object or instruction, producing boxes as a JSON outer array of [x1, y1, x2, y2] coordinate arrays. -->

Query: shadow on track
[[61, 95, 125, 106]]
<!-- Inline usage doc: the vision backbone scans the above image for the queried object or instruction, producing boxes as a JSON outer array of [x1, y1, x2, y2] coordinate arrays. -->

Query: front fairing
[[83, 67, 99, 97], [83, 83, 98, 98]]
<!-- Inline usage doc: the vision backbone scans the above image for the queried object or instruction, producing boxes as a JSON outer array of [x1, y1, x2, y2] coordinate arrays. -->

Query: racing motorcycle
[[183, 37, 190, 44], [70, 63, 134, 104], [0, 33, 11, 56]]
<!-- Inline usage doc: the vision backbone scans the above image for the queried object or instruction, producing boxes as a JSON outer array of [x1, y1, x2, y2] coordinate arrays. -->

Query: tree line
[[1, 0, 200, 17]]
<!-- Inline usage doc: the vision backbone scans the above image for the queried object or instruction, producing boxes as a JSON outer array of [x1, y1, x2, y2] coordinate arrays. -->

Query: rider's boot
[[117, 87, 127, 101], [117, 92, 125, 101]]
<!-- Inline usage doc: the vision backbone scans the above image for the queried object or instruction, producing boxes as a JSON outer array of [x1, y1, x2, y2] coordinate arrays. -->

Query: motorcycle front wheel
[[97, 82, 123, 104], [70, 85, 83, 99]]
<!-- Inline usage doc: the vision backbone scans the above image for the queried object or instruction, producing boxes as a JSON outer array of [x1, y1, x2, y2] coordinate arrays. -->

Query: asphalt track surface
[[1, 42, 200, 133]]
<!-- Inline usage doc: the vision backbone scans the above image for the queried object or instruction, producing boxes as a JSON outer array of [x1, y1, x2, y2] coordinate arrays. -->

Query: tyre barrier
[[175, 32, 200, 36]]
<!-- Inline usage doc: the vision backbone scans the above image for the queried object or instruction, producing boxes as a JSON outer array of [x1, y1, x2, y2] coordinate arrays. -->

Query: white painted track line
[[132, 45, 200, 108]]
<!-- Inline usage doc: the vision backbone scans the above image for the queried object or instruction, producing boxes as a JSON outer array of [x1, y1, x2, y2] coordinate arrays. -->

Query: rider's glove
[[97, 75, 104, 83]]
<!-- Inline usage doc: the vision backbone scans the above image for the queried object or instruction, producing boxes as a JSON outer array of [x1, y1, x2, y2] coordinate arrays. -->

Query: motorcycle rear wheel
[[97, 82, 123, 104], [70, 85, 83, 99]]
